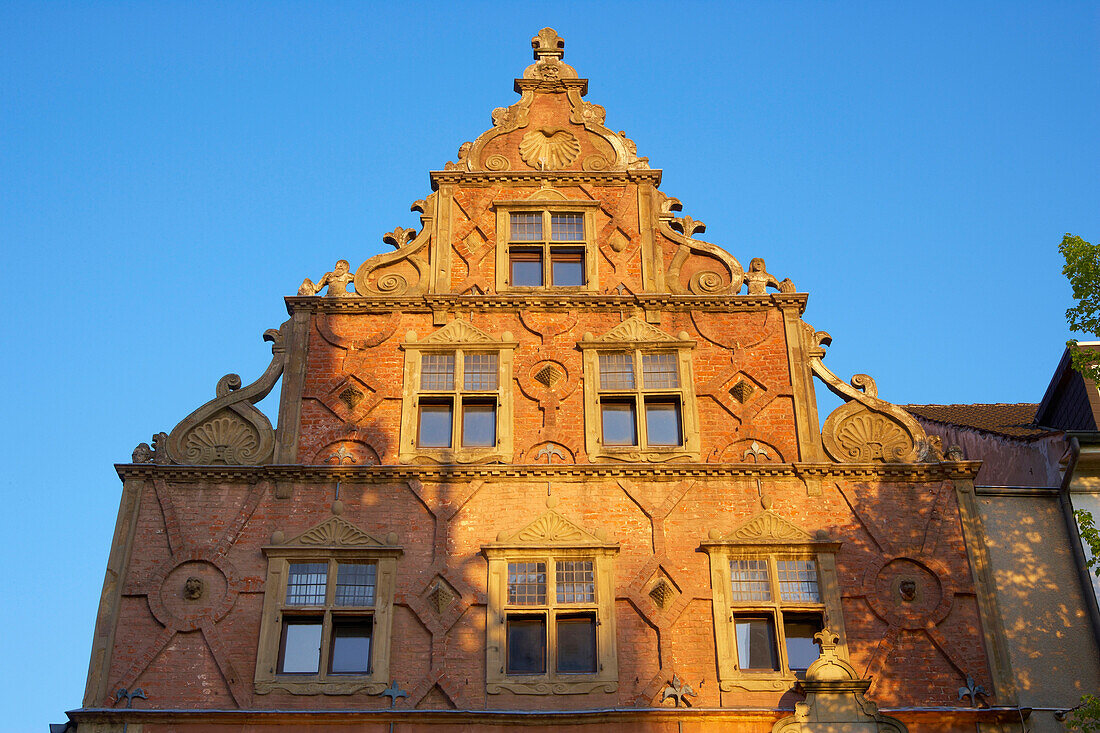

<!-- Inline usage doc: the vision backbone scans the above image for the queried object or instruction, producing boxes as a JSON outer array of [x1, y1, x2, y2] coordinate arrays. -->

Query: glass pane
[[461, 401, 496, 447], [601, 400, 638, 445], [510, 212, 543, 241], [420, 353, 455, 390], [335, 562, 377, 607], [598, 353, 635, 389], [550, 213, 584, 241], [279, 619, 322, 674], [551, 249, 585, 286], [645, 399, 682, 446], [508, 562, 547, 605], [783, 614, 824, 672], [556, 560, 595, 603], [556, 614, 597, 673], [730, 559, 772, 602], [329, 618, 372, 674], [735, 616, 779, 671], [463, 353, 498, 390], [507, 616, 546, 674], [286, 562, 327, 605], [642, 353, 679, 388], [510, 249, 543, 286], [777, 559, 821, 602], [418, 401, 453, 447]]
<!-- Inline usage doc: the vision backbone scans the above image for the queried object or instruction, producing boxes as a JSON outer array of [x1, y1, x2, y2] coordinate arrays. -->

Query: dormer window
[[507, 212, 586, 287], [494, 198, 599, 292]]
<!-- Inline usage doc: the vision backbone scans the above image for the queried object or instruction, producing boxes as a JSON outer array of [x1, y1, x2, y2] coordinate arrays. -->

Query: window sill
[[487, 677, 618, 695], [255, 677, 389, 696], [592, 446, 699, 463], [718, 672, 799, 693], [400, 447, 509, 465]]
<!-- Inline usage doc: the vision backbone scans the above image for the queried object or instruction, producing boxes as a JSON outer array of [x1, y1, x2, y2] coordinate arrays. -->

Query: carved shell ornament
[[183, 412, 261, 464], [519, 127, 581, 170], [834, 412, 912, 462]]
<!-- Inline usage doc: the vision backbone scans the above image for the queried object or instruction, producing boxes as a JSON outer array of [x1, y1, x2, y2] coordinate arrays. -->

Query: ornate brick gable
[[74, 28, 1018, 733]]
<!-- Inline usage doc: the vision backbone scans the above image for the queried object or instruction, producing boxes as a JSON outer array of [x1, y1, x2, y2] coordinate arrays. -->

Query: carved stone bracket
[[164, 327, 286, 465], [658, 195, 745, 296], [807, 327, 928, 463], [353, 197, 434, 297]]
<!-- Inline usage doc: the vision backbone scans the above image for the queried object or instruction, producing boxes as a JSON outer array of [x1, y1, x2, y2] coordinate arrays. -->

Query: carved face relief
[[899, 579, 917, 603], [183, 576, 205, 601]]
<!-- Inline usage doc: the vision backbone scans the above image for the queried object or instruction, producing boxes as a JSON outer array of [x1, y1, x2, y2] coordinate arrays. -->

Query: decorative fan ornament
[[519, 127, 581, 170]]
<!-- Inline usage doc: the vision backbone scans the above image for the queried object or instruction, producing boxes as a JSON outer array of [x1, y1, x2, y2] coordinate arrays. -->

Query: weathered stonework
[[69, 28, 1023, 733]]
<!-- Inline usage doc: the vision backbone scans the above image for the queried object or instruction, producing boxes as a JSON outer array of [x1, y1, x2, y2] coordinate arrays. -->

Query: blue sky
[[2, 2, 1098, 728]]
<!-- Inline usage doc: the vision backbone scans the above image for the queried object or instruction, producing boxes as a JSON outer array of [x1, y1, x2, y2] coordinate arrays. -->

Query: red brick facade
[[73, 28, 1017, 733]]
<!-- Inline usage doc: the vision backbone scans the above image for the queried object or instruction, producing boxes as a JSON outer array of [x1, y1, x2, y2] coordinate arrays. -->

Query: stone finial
[[803, 628, 862, 684], [660, 674, 697, 707], [532, 28, 565, 61], [132, 441, 154, 464], [523, 28, 578, 82]]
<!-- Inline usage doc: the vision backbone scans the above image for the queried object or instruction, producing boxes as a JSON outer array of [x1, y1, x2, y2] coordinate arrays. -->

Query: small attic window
[[506, 211, 587, 288]]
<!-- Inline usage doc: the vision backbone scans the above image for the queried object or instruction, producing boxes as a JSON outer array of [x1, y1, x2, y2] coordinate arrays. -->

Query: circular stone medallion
[[149, 553, 239, 632], [866, 556, 950, 630]]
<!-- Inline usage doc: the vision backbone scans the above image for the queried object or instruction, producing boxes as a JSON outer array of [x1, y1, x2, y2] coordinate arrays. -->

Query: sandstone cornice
[[285, 293, 808, 315], [429, 169, 662, 190], [65, 706, 1024, 726], [114, 460, 981, 484]]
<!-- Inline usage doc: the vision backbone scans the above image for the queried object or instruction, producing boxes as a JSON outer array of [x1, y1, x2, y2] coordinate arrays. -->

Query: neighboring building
[[908, 345, 1100, 733], [65, 29, 1035, 733]]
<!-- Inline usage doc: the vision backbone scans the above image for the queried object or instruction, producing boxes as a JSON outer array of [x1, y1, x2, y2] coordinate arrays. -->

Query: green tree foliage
[[1063, 234, 1100, 731], [1061, 234, 1100, 382]]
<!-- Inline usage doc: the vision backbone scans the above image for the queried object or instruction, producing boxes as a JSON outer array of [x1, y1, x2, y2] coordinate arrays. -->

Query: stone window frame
[[493, 198, 600, 293], [701, 512, 847, 693], [254, 517, 402, 696], [398, 320, 517, 464], [483, 510, 619, 695], [579, 317, 701, 462]]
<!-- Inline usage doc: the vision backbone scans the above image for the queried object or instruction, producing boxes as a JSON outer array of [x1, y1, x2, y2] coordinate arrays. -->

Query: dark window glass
[[329, 617, 373, 674], [645, 399, 682, 446], [556, 613, 597, 673], [598, 353, 635, 389], [417, 400, 453, 447], [641, 353, 679, 388], [510, 248, 543, 286], [783, 613, 824, 672], [551, 248, 585, 286], [334, 562, 376, 607], [461, 400, 496, 447], [507, 562, 547, 605], [463, 353, 498, 390], [550, 213, 584, 241], [278, 617, 322, 674], [506, 616, 546, 674], [420, 353, 455, 390], [556, 560, 594, 603], [735, 615, 779, 671], [510, 212, 543, 241], [601, 399, 638, 445], [286, 562, 328, 605]]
